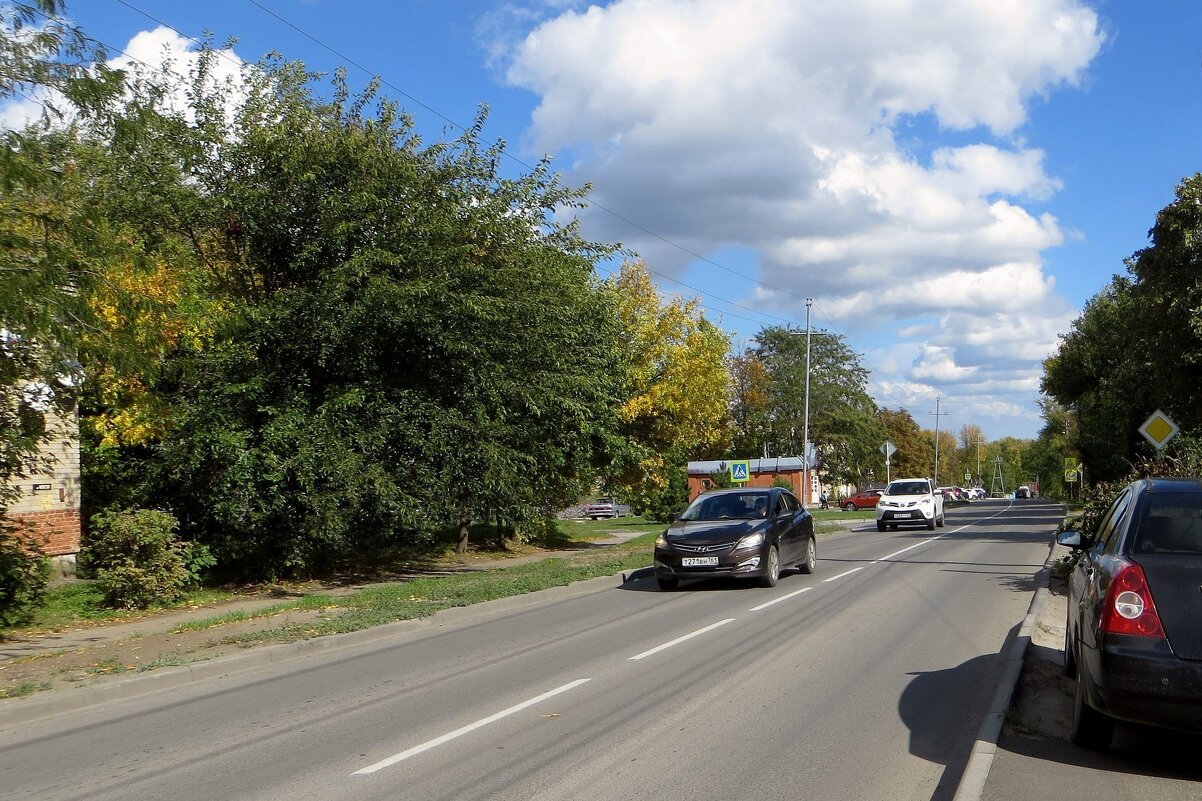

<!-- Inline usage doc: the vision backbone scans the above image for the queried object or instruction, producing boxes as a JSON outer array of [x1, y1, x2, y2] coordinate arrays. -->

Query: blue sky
[[28, 1, 1202, 440]]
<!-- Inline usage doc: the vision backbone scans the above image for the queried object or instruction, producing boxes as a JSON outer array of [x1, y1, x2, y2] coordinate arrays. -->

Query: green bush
[[84, 509, 193, 609], [0, 529, 51, 627]]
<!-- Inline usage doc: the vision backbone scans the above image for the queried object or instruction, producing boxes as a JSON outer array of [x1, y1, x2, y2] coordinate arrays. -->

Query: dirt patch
[[1004, 576, 1074, 740], [0, 605, 342, 696]]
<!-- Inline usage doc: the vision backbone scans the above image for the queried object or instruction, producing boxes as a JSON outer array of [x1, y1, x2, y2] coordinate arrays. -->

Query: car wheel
[[1070, 668, 1114, 749], [798, 537, 816, 574], [759, 545, 780, 588], [936, 510, 945, 528], [876, 521, 886, 532], [926, 515, 936, 530], [657, 576, 679, 591], [844, 502, 856, 511], [1063, 607, 1077, 678]]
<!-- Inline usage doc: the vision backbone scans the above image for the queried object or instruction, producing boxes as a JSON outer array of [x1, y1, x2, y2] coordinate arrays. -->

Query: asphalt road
[[0, 500, 1058, 801]]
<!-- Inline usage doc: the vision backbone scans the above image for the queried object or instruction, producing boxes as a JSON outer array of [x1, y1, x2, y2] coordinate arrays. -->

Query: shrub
[[0, 529, 51, 627], [84, 509, 192, 609]]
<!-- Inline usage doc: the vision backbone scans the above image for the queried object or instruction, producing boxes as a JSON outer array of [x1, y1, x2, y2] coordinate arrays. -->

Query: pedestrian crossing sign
[[730, 461, 751, 483]]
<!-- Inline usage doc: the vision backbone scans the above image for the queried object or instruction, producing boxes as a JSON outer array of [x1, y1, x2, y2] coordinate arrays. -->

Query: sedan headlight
[[736, 531, 765, 550], [655, 533, 668, 549]]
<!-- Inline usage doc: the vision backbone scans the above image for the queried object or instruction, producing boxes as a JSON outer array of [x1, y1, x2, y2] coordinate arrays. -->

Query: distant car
[[937, 486, 964, 501], [876, 477, 945, 531], [1058, 477, 1202, 748], [584, 497, 629, 519], [1015, 486, 1031, 499], [842, 489, 883, 511], [969, 487, 987, 500], [653, 487, 815, 590]]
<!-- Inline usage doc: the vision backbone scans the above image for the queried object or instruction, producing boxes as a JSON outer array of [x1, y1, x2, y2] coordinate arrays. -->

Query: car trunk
[[1137, 555, 1202, 660]]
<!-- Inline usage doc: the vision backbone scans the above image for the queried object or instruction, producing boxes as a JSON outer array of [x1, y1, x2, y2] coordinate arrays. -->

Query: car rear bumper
[[1092, 637, 1202, 732]]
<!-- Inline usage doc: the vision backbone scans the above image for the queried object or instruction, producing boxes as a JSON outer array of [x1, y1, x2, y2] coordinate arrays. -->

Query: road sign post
[[880, 440, 896, 484]]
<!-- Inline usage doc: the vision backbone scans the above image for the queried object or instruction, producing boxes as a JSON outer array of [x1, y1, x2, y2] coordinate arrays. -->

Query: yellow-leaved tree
[[606, 260, 731, 519]]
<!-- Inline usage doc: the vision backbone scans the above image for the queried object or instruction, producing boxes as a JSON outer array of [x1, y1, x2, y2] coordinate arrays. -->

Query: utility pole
[[929, 398, 947, 485], [973, 436, 985, 487]]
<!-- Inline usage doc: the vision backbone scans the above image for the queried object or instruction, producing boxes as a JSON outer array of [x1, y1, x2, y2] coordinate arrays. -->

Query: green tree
[[608, 260, 731, 518], [0, 1, 119, 519], [1044, 174, 1202, 480], [753, 326, 883, 487], [56, 51, 626, 573], [878, 408, 932, 481], [729, 351, 771, 458]]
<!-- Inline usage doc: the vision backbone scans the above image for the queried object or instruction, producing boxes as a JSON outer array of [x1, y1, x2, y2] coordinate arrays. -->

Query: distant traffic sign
[[729, 460, 751, 483], [1065, 469, 1078, 483]]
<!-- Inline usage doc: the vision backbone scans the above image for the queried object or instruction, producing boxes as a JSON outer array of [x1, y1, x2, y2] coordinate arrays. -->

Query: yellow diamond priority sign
[[1139, 410, 1179, 450]]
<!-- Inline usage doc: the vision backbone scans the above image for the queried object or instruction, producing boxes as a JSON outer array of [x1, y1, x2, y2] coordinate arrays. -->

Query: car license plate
[[895, 513, 911, 519], [682, 556, 719, 567]]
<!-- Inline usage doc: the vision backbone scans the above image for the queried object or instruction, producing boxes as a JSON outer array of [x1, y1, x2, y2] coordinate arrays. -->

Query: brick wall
[[4, 406, 82, 557]]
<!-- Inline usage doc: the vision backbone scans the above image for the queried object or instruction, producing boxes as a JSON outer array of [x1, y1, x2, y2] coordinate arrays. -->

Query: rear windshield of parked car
[[885, 481, 929, 496], [1133, 493, 1202, 555]]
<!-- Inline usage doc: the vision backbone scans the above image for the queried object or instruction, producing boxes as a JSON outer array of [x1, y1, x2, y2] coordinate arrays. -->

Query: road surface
[[1, 500, 1058, 801]]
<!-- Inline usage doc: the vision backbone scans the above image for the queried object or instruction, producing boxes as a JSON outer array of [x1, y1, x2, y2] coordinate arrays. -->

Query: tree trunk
[[456, 511, 471, 555]]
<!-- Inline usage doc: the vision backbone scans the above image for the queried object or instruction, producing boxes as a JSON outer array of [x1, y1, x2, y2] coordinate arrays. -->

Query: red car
[[841, 489, 882, 511]]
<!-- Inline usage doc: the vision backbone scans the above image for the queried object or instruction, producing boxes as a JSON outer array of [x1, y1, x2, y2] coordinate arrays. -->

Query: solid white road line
[[822, 566, 865, 583], [628, 618, 736, 661], [749, 586, 813, 612], [352, 678, 592, 775]]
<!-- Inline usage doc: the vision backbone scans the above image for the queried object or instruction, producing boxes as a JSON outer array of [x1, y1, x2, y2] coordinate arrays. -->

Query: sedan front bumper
[[653, 548, 767, 581]]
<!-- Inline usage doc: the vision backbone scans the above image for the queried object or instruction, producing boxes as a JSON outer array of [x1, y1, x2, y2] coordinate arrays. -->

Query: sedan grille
[[673, 541, 737, 554]]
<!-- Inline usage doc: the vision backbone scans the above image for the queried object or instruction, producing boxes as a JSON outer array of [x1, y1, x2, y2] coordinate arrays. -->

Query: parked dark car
[[1058, 477, 1202, 748], [842, 489, 882, 511], [653, 487, 815, 591]]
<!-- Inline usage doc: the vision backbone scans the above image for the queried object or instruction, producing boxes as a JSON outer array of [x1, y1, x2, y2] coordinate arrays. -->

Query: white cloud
[[0, 26, 248, 130], [499, 0, 1103, 437]]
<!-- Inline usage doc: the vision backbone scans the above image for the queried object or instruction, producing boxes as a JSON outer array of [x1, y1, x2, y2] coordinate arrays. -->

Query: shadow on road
[[898, 643, 1013, 801]]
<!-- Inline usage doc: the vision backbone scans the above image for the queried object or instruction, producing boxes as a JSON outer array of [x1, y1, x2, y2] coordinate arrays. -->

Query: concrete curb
[[951, 539, 1058, 801], [0, 571, 632, 728]]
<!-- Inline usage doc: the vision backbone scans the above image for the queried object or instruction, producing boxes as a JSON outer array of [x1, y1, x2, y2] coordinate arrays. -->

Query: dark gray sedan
[[653, 487, 816, 591], [1058, 477, 1202, 748]]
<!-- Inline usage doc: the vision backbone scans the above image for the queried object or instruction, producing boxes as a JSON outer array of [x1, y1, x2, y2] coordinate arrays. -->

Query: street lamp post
[[803, 298, 813, 506]]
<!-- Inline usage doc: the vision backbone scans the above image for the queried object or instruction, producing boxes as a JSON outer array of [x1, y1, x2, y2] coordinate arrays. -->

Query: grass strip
[[209, 540, 656, 649]]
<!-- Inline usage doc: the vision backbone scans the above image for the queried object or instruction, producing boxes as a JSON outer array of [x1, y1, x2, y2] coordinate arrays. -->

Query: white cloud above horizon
[[499, 0, 1105, 437]]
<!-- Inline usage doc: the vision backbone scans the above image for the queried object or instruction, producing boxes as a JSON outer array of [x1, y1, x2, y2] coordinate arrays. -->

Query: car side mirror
[[1056, 530, 1084, 551]]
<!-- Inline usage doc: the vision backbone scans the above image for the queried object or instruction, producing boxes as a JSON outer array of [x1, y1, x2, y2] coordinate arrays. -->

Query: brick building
[[686, 457, 823, 505], [4, 406, 82, 573]]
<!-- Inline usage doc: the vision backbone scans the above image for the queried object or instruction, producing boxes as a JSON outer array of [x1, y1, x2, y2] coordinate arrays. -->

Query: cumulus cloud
[[0, 26, 247, 131], [498, 0, 1103, 436]]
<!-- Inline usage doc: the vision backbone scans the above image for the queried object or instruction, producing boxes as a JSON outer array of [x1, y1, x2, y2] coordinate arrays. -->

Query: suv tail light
[[1100, 561, 1166, 639]]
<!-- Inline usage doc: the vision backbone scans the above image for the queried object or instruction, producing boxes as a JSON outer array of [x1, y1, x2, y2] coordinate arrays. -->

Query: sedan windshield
[[885, 481, 929, 496], [681, 493, 770, 521]]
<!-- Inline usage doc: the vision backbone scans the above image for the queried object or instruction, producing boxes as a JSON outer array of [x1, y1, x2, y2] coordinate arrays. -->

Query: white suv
[[876, 477, 945, 531]]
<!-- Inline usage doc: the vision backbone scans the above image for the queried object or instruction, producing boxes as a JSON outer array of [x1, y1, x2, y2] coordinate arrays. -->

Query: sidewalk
[[976, 542, 1202, 800]]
